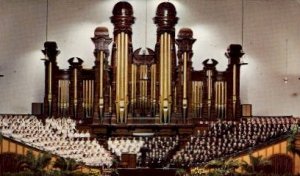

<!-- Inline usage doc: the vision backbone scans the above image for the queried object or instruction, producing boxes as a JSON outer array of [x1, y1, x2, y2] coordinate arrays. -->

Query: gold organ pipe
[[144, 66, 147, 108], [120, 32, 125, 122], [183, 45, 188, 118], [200, 82, 204, 117], [219, 81, 222, 115], [125, 33, 128, 103], [219, 82, 221, 117], [64, 81, 67, 113], [140, 66, 143, 108], [183, 52, 187, 99], [89, 80, 92, 116], [207, 71, 212, 118], [74, 69, 77, 101], [99, 51, 103, 118], [166, 33, 170, 122], [233, 65, 236, 117], [224, 82, 227, 118], [167, 33, 171, 106], [82, 80, 85, 113], [151, 65, 153, 102], [109, 86, 112, 113], [116, 34, 120, 120], [64, 80, 66, 108], [233, 65, 236, 97], [89, 80, 92, 115], [222, 81, 225, 118], [66, 80, 69, 113], [145, 66, 147, 109], [135, 65, 137, 105], [83, 80, 86, 116], [86, 80, 88, 114], [92, 80, 94, 115], [74, 69, 77, 117], [197, 82, 199, 116], [48, 62, 52, 116], [88, 80, 90, 116], [58, 81, 61, 112], [219, 82, 222, 117], [48, 62, 52, 95], [153, 65, 156, 102], [120, 32, 124, 101], [167, 34, 171, 122], [159, 34, 163, 120], [163, 33, 167, 102], [142, 66, 144, 108], [196, 82, 198, 111], [85, 80, 88, 116], [61, 80, 64, 114], [207, 71, 212, 100], [61, 81, 65, 111], [99, 51, 103, 100], [216, 82, 218, 111], [193, 82, 196, 116], [131, 64, 135, 105]]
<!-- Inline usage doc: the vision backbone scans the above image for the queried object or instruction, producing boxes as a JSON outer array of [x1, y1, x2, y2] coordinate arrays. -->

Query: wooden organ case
[[41, 1, 245, 125]]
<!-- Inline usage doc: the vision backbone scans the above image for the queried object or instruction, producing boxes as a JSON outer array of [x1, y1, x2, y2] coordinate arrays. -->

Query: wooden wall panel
[[2, 139, 9, 153], [234, 140, 299, 175]]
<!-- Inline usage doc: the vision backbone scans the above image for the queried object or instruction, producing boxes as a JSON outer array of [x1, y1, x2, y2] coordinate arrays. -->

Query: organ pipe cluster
[[42, 1, 245, 124]]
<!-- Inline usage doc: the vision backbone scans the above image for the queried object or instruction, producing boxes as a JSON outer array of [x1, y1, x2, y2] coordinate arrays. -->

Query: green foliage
[[176, 168, 187, 176], [287, 123, 299, 154], [53, 157, 83, 172], [3, 151, 97, 176], [111, 168, 119, 176], [240, 154, 271, 175], [203, 158, 241, 176], [19, 150, 52, 175]]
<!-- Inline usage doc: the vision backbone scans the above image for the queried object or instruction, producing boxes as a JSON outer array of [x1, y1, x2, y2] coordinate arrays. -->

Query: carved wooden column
[[176, 28, 196, 123], [91, 27, 112, 124], [225, 44, 244, 120], [42, 41, 60, 117], [110, 1, 135, 124], [154, 2, 178, 123], [68, 57, 84, 120]]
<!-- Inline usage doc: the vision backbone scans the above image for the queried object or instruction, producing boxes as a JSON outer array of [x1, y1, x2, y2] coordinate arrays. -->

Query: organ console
[[41, 1, 245, 125]]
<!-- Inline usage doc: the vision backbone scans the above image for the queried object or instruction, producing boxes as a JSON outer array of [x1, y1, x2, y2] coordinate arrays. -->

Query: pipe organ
[[42, 1, 245, 124]]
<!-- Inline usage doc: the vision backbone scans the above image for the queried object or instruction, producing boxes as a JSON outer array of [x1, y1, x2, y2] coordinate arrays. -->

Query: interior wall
[[0, 0, 299, 116]]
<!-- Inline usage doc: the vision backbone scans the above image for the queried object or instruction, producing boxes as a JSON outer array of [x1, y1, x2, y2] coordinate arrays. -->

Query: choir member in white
[[107, 136, 179, 167], [0, 115, 112, 167]]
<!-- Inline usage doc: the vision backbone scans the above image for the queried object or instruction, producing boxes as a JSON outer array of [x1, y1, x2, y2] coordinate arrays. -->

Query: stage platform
[[78, 123, 198, 137]]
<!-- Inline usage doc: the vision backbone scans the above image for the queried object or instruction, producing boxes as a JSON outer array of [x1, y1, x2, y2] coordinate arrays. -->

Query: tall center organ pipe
[[48, 62, 52, 116], [233, 64, 237, 117], [99, 51, 104, 118], [207, 70, 212, 118], [74, 68, 78, 118], [160, 32, 172, 123], [116, 32, 129, 123], [182, 52, 188, 119]]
